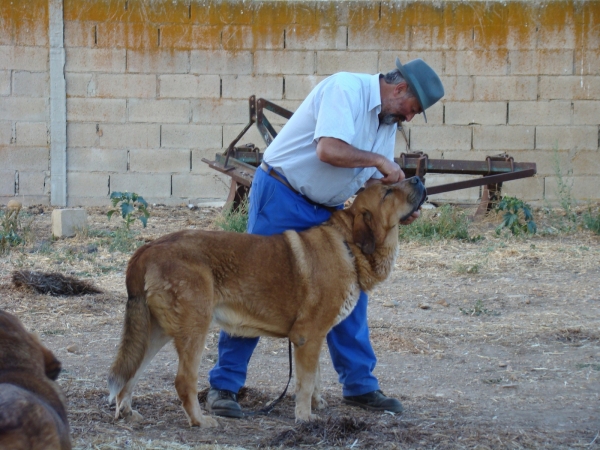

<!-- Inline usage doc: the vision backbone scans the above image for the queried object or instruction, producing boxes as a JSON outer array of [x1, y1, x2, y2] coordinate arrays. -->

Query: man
[[207, 58, 444, 418]]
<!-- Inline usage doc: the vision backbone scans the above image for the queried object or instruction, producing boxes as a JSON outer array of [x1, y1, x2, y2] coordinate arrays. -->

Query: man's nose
[[405, 113, 415, 122]]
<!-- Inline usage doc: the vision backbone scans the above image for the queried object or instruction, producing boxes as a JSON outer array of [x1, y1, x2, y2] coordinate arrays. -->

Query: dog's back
[[0, 310, 71, 450]]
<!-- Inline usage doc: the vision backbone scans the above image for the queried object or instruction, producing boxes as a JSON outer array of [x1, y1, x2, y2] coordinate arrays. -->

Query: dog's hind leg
[[114, 318, 171, 421], [172, 327, 218, 428]]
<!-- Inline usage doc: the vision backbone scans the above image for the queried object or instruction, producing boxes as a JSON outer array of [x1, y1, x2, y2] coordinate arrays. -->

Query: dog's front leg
[[311, 360, 327, 411], [293, 338, 324, 422]]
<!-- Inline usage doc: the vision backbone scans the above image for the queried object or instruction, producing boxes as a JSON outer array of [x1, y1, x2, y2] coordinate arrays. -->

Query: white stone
[[52, 208, 87, 238]]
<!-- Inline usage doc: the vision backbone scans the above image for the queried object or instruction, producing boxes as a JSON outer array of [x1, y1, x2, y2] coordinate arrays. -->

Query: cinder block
[[96, 74, 157, 98], [410, 126, 472, 152], [574, 50, 600, 76], [127, 50, 189, 74], [0, 121, 11, 145], [110, 173, 172, 198], [286, 26, 346, 51], [505, 26, 538, 51], [502, 176, 544, 202], [68, 148, 127, 172], [572, 151, 600, 176], [445, 50, 508, 76], [0, 171, 15, 195], [15, 122, 47, 146], [473, 126, 534, 151], [128, 99, 190, 124], [172, 173, 229, 199], [12, 71, 48, 97], [509, 101, 572, 126], [543, 176, 597, 202], [18, 171, 48, 196], [96, 22, 158, 49], [348, 27, 410, 51], [65, 73, 93, 98], [539, 76, 600, 101], [0, 46, 48, 71], [65, 48, 126, 73], [190, 50, 253, 75], [284, 75, 327, 100], [129, 149, 190, 173], [415, 101, 442, 125], [191, 148, 224, 174], [67, 98, 127, 123], [0, 71, 10, 96], [159, 25, 220, 50], [537, 25, 576, 50], [410, 26, 449, 51], [254, 51, 314, 75], [221, 75, 283, 100], [191, 99, 249, 125], [474, 76, 537, 101], [380, 51, 444, 77], [67, 172, 109, 197], [509, 50, 573, 75], [536, 126, 598, 151], [159, 75, 220, 99], [52, 209, 88, 238], [506, 150, 570, 177], [0, 147, 48, 170], [316, 52, 378, 76], [438, 76, 473, 102], [573, 101, 600, 125], [64, 21, 95, 47], [221, 25, 285, 51], [161, 124, 222, 149], [0, 97, 46, 121], [425, 174, 481, 202], [445, 102, 507, 126], [98, 124, 161, 149]]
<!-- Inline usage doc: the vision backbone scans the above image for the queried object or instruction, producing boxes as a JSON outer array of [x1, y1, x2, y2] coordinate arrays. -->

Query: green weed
[[455, 263, 480, 274], [583, 207, 600, 235], [1, 204, 24, 254], [215, 199, 249, 233], [494, 196, 537, 236], [108, 191, 150, 230], [398, 205, 479, 242]]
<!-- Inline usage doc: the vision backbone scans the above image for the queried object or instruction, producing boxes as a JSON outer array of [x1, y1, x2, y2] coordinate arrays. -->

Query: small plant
[[459, 300, 499, 316], [107, 191, 150, 230], [215, 199, 249, 233], [583, 207, 600, 235], [1, 202, 24, 254], [399, 205, 479, 242], [494, 196, 537, 236], [455, 263, 480, 274]]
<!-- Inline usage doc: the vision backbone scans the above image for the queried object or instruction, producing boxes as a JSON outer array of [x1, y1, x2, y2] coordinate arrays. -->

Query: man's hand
[[377, 159, 405, 184], [400, 209, 420, 225]]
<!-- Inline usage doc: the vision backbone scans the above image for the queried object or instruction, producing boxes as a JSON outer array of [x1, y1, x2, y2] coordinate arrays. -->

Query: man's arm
[[316, 137, 405, 184]]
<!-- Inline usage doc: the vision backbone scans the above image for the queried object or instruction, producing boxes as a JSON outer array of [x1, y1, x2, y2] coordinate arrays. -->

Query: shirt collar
[[369, 74, 382, 113]]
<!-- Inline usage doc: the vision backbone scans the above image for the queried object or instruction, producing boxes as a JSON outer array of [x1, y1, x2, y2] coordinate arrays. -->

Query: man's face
[[380, 83, 423, 125]]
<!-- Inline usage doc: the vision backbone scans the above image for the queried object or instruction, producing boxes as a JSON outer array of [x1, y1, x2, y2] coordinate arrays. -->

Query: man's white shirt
[[263, 72, 397, 207]]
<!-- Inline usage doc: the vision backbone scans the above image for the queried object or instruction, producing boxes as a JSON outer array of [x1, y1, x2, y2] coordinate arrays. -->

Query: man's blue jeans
[[208, 167, 380, 397]]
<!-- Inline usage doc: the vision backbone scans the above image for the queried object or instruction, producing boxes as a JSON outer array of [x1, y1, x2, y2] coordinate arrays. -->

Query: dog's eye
[[383, 189, 393, 200]]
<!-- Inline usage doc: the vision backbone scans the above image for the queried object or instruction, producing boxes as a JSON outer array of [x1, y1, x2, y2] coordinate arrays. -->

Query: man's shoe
[[343, 390, 403, 413], [206, 388, 243, 418]]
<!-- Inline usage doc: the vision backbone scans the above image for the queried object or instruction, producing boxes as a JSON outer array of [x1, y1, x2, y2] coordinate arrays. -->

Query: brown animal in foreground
[[108, 178, 426, 427], [0, 310, 71, 450]]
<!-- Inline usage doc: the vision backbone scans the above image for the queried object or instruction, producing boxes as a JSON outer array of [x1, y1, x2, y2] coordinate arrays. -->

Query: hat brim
[[396, 58, 428, 123]]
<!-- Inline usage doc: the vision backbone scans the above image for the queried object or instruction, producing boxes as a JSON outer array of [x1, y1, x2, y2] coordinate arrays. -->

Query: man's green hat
[[395, 57, 444, 123]]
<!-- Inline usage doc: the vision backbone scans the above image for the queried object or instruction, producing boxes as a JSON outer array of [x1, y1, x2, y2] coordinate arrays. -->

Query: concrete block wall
[[0, 0, 599, 206]]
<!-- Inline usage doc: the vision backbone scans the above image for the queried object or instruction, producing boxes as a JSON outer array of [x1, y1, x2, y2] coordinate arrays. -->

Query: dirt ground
[[0, 203, 599, 449]]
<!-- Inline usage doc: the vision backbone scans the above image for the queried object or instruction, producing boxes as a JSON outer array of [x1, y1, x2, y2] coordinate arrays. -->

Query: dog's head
[[348, 177, 426, 254], [0, 310, 62, 381]]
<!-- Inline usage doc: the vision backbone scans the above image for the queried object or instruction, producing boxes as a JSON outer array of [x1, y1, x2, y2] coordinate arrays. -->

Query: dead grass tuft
[[11, 269, 102, 296]]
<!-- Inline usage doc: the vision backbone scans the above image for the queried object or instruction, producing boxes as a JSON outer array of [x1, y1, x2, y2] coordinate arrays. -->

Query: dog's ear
[[353, 211, 376, 255], [33, 333, 62, 380]]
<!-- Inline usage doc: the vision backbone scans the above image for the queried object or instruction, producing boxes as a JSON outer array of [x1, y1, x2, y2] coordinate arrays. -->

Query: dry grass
[[0, 202, 598, 449]]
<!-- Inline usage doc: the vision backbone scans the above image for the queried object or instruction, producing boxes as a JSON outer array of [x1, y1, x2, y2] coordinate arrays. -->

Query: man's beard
[[379, 113, 406, 125]]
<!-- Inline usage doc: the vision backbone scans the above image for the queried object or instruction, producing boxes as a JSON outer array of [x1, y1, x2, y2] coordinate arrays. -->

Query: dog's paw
[[123, 410, 144, 423], [295, 413, 318, 423], [312, 395, 328, 410], [190, 415, 219, 428]]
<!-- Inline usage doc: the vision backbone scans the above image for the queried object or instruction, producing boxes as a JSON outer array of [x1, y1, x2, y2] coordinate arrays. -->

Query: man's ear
[[353, 211, 376, 255], [394, 81, 409, 96]]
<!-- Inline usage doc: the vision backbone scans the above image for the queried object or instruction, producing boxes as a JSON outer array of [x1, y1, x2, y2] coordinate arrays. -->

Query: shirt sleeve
[[313, 81, 360, 145]]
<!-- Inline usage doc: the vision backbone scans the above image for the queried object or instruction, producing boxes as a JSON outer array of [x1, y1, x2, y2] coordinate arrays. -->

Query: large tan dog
[[0, 310, 71, 450], [108, 177, 426, 428]]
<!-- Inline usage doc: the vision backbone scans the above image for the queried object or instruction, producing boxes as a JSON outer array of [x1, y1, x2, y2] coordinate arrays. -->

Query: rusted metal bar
[[425, 169, 536, 196]]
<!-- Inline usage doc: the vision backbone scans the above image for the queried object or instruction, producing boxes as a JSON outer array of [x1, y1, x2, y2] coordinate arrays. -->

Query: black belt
[[259, 162, 337, 212]]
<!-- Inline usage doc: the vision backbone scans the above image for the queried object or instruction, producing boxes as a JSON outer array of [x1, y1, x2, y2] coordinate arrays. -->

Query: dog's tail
[[107, 253, 151, 408]]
